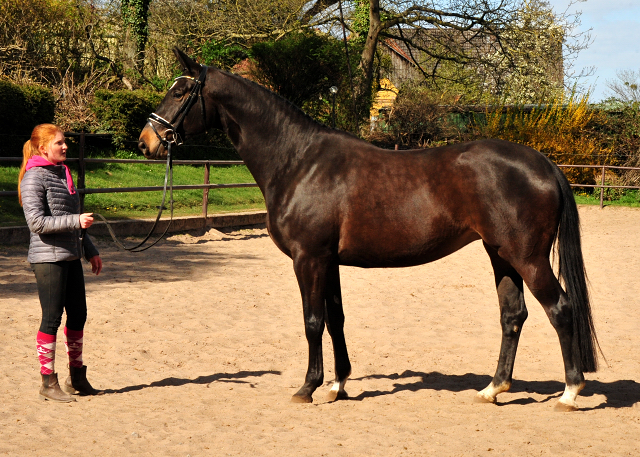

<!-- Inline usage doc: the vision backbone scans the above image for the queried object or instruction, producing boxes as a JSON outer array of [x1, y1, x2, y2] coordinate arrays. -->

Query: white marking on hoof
[[555, 382, 585, 411], [327, 377, 349, 402], [475, 381, 511, 404]]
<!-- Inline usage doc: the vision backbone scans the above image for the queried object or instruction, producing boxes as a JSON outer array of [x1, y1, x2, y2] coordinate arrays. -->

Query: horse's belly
[[337, 227, 480, 268]]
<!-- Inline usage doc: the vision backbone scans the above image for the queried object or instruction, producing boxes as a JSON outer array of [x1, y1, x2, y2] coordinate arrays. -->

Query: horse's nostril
[[138, 140, 148, 156]]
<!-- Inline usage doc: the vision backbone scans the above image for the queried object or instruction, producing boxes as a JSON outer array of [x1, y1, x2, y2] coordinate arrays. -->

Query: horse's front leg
[[291, 254, 329, 403], [324, 263, 351, 401]]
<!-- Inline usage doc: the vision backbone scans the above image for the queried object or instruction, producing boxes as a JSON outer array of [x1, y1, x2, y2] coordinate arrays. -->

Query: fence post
[[599, 165, 606, 209], [78, 132, 86, 213], [202, 162, 210, 219]]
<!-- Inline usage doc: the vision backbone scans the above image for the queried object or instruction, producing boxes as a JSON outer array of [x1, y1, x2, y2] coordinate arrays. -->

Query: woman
[[19, 124, 103, 402]]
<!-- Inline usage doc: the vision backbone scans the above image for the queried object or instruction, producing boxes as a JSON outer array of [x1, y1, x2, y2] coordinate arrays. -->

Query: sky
[[544, 0, 640, 101]]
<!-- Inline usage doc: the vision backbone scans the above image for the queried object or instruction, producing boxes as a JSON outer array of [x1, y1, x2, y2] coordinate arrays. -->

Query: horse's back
[[328, 138, 562, 267]]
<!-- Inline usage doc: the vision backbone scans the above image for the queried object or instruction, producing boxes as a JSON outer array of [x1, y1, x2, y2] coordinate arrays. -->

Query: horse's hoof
[[291, 393, 313, 404], [327, 389, 348, 402], [554, 401, 579, 412], [474, 392, 496, 404]]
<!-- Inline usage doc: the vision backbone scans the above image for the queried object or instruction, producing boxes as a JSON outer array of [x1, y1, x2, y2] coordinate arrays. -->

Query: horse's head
[[138, 48, 214, 159]]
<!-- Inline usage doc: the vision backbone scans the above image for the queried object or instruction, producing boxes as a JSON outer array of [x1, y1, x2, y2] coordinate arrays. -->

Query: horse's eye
[[172, 91, 183, 99]]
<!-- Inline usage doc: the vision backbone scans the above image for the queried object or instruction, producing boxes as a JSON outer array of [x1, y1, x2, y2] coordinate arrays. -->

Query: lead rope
[[80, 66, 207, 256], [81, 142, 174, 254]]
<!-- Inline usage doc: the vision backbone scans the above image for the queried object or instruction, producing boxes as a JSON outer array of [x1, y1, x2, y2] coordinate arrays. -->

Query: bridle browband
[[89, 65, 209, 253], [147, 65, 209, 146]]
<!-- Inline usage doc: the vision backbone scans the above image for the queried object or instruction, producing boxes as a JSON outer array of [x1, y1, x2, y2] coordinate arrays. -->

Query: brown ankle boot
[[63, 365, 101, 396], [40, 373, 76, 402]]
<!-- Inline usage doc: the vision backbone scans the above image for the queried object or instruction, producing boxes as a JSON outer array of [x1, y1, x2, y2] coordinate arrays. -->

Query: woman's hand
[[79, 213, 94, 229], [89, 255, 102, 275]]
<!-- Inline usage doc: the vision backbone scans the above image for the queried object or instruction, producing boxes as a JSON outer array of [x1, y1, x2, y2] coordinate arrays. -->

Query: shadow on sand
[[348, 370, 640, 410], [101, 370, 281, 395], [100, 369, 639, 410]]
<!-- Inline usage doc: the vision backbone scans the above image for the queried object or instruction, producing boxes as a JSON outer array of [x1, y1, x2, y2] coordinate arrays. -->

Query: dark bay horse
[[138, 48, 600, 411]]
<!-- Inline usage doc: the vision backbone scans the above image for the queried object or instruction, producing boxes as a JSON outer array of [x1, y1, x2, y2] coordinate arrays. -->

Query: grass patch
[[0, 163, 23, 226], [0, 162, 265, 227], [573, 189, 640, 207]]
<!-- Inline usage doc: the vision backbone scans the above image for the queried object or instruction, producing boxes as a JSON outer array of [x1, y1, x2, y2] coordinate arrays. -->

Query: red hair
[[18, 124, 63, 206]]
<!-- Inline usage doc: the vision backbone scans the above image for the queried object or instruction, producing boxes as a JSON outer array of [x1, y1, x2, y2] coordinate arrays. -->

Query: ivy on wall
[[122, 0, 151, 62]]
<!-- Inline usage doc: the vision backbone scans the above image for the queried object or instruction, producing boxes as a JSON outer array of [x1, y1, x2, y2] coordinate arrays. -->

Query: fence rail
[[2, 133, 639, 210], [0, 132, 258, 218], [556, 164, 640, 208]]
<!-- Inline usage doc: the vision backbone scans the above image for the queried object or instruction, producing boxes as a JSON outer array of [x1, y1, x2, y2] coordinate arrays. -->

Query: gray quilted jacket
[[20, 165, 99, 263]]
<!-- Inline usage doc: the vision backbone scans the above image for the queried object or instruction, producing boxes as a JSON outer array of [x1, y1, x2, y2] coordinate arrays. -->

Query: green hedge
[[90, 88, 239, 160], [91, 89, 164, 150], [0, 81, 55, 157]]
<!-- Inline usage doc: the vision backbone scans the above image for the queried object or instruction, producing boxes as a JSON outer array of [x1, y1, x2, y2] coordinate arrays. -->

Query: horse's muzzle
[[138, 127, 166, 159]]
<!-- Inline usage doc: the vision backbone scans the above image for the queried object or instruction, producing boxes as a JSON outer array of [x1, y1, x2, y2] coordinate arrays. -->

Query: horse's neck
[[216, 73, 324, 191]]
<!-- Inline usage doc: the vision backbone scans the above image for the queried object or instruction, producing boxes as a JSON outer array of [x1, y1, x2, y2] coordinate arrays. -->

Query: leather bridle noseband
[[88, 66, 209, 253]]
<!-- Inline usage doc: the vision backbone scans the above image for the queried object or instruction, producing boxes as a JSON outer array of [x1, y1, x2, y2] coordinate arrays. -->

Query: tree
[[199, 41, 249, 72], [249, 32, 359, 126], [0, 0, 97, 83], [481, 0, 565, 103], [303, 0, 590, 102], [606, 69, 640, 104], [602, 70, 640, 187], [121, 0, 152, 74], [149, 0, 311, 52], [138, 0, 589, 128]]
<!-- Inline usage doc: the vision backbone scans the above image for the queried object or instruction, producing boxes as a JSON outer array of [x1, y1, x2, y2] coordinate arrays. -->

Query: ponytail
[[18, 124, 62, 206]]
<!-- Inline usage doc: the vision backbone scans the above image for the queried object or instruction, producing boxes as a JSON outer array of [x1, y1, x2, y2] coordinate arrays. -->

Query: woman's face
[[39, 131, 67, 163]]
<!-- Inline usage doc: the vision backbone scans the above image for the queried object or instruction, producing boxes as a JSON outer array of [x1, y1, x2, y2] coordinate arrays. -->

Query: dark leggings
[[31, 260, 87, 335]]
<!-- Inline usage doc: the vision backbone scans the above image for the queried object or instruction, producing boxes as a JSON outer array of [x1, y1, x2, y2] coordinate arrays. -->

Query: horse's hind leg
[[476, 242, 528, 404], [324, 263, 351, 401], [519, 259, 586, 411]]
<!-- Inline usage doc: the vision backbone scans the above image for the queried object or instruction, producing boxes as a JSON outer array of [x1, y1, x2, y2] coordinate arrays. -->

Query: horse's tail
[[552, 164, 600, 372]]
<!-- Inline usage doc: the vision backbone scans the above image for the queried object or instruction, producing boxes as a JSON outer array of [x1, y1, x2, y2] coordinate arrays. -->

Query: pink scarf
[[25, 156, 76, 195]]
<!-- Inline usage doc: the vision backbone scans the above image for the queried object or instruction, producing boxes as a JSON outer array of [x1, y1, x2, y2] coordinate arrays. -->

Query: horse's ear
[[173, 48, 201, 77]]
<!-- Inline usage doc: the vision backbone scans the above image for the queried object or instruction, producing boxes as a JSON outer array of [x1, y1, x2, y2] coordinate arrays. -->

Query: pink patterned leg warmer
[[64, 327, 84, 368], [36, 331, 56, 375]]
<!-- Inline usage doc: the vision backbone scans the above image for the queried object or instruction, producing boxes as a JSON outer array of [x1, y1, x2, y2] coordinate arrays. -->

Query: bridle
[[87, 66, 209, 253], [147, 65, 209, 147]]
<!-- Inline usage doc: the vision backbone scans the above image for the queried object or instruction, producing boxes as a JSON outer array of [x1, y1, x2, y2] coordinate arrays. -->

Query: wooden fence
[[557, 164, 640, 208], [0, 133, 259, 219], [2, 133, 639, 211]]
